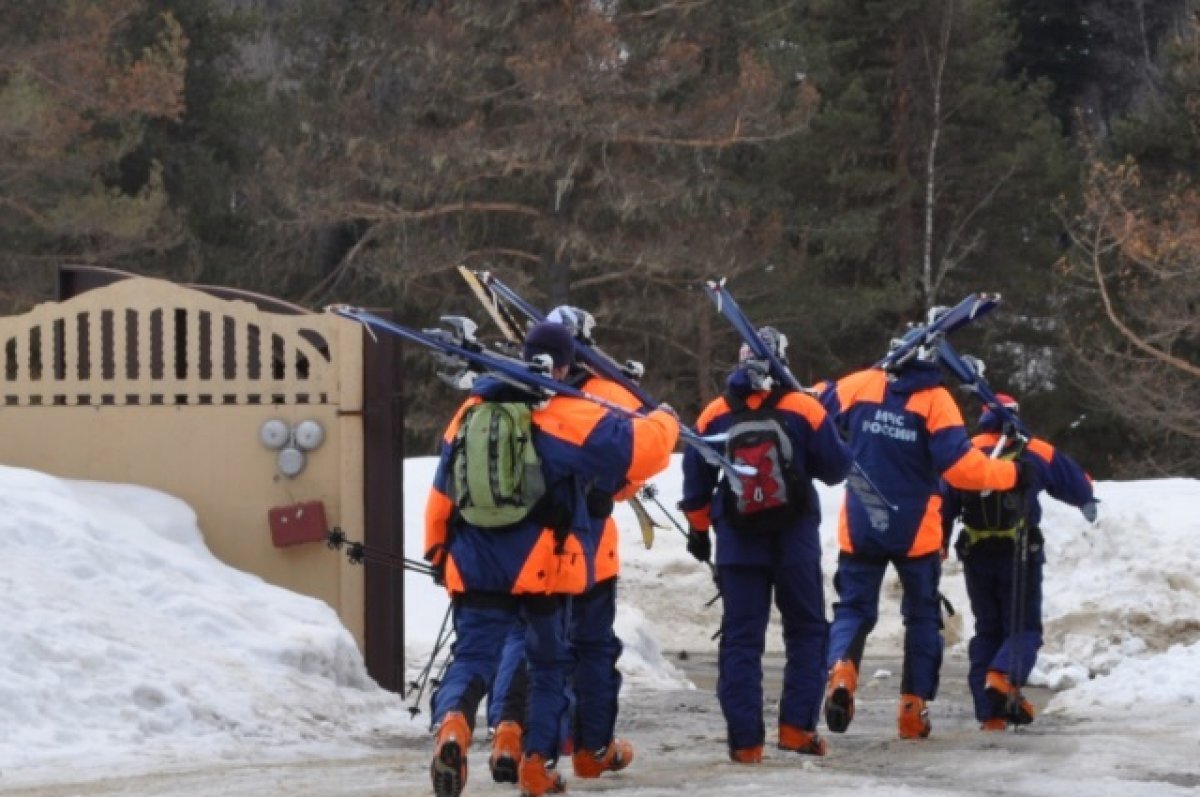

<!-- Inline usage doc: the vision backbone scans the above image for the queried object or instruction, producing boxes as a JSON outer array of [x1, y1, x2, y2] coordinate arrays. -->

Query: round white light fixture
[[276, 446, 306, 478], [293, 420, 325, 451], [259, 419, 290, 450]]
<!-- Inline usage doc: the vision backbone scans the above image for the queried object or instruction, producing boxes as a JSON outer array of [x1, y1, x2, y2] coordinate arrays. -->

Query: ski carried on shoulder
[[326, 305, 755, 489], [936, 340, 1028, 441], [472, 269, 656, 410], [705, 279, 807, 393], [703, 278, 898, 511], [876, 293, 1001, 372], [457, 265, 526, 343], [456, 268, 663, 547]]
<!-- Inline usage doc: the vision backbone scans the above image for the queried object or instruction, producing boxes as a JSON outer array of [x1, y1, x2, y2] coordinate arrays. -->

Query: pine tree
[[0, 0, 188, 309], [760, 0, 1073, 394], [1058, 8, 1200, 476], [258, 0, 814, 441]]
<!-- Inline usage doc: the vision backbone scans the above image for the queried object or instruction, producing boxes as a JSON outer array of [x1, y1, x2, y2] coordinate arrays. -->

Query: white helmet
[[546, 305, 596, 344]]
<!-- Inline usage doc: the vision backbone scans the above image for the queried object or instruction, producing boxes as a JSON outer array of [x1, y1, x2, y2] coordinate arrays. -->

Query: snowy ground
[[1, 457, 1198, 796]]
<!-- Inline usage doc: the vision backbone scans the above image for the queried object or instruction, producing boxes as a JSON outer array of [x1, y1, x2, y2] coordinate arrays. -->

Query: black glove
[[686, 529, 712, 563], [1080, 499, 1099, 523]]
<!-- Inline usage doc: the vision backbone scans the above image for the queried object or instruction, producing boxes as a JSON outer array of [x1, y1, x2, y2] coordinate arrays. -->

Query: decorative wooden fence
[[0, 277, 370, 650]]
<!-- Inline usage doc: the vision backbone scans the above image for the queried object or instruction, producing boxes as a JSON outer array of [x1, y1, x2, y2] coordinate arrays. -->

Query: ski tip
[[324, 303, 362, 316]]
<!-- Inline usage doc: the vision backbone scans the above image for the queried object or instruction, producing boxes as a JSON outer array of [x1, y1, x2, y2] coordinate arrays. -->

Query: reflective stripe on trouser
[[431, 594, 571, 757], [963, 550, 1044, 721], [827, 552, 944, 699], [570, 577, 623, 751], [717, 561, 827, 750]]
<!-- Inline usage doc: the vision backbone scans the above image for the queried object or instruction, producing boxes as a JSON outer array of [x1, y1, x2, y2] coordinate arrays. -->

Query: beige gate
[[0, 276, 369, 646]]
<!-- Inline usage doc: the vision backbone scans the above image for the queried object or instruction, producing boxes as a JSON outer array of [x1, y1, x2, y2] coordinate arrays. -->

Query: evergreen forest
[[2, 0, 1198, 476]]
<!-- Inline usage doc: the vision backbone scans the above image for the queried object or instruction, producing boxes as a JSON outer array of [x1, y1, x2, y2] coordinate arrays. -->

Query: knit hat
[[979, 392, 1020, 431], [522, 321, 576, 368]]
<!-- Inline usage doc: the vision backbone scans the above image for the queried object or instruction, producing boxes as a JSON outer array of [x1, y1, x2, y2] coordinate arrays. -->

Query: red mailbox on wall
[[268, 500, 329, 547]]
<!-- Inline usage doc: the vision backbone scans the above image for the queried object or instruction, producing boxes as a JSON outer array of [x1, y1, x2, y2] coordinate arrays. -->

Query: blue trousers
[[962, 544, 1044, 721], [486, 625, 527, 728], [717, 560, 828, 750], [827, 552, 943, 699], [485, 580, 618, 752], [569, 577, 623, 751], [431, 594, 571, 758]]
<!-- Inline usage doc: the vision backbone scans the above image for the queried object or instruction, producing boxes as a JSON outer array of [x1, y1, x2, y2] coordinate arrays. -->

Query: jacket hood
[[725, 365, 769, 401], [885, 360, 943, 395]]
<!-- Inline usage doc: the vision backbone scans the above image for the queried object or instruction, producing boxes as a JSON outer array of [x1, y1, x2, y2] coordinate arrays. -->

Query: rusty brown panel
[[362, 311, 406, 693]]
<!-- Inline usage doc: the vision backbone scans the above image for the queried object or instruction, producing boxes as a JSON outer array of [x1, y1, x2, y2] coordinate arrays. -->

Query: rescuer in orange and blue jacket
[[940, 392, 1096, 730], [426, 321, 679, 797], [680, 328, 852, 763], [484, 307, 651, 784], [819, 344, 1025, 741]]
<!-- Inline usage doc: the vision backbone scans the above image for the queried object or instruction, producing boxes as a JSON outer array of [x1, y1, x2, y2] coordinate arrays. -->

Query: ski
[[457, 265, 526, 343], [326, 305, 754, 485], [628, 495, 664, 550], [703, 278, 898, 511], [473, 270, 657, 410], [705, 278, 805, 393], [457, 269, 662, 547], [935, 339, 1029, 440], [876, 293, 1001, 372]]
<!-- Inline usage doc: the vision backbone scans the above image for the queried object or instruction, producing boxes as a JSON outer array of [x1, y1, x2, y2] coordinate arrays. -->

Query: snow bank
[[0, 465, 408, 775]]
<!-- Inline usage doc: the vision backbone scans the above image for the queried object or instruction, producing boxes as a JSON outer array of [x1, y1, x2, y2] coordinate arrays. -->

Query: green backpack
[[450, 401, 546, 528]]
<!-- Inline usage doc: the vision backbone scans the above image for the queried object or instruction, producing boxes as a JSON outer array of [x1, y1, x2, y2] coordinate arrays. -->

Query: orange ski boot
[[824, 659, 858, 733], [980, 718, 1008, 732], [572, 738, 634, 778], [729, 745, 764, 764], [779, 724, 828, 756], [518, 753, 566, 797], [430, 711, 471, 797], [985, 670, 1036, 725], [897, 694, 932, 739], [489, 720, 522, 784]]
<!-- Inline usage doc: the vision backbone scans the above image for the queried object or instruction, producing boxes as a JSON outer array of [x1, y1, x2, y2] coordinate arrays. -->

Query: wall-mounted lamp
[[259, 419, 326, 478]]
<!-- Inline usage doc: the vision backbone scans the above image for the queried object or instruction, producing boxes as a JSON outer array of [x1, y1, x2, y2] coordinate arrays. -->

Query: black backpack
[[959, 445, 1025, 541], [720, 390, 804, 533]]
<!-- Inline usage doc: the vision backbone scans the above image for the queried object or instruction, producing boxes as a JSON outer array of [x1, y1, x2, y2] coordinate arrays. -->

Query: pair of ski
[[705, 281, 1025, 501], [457, 266, 668, 548], [328, 270, 731, 549], [705, 279, 1022, 436]]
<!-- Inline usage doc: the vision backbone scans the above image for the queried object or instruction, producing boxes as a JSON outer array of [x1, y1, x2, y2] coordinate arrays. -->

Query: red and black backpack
[[720, 389, 805, 533]]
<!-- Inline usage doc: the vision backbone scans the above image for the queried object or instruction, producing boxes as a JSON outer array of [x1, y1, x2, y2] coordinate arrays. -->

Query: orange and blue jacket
[[576, 373, 646, 584], [679, 367, 852, 565], [940, 430, 1094, 546], [424, 376, 679, 596], [820, 362, 1019, 559]]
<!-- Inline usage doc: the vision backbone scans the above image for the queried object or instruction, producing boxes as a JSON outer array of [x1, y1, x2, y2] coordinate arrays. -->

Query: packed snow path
[[4, 654, 1196, 797]]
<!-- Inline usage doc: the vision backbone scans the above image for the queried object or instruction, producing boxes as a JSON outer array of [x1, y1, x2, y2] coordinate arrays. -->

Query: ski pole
[[637, 484, 689, 541], [638, 484, 720, 603], [1007, 517, 1031, 728], [408, 604, 454, 716], [326, 529, 438, 577]]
